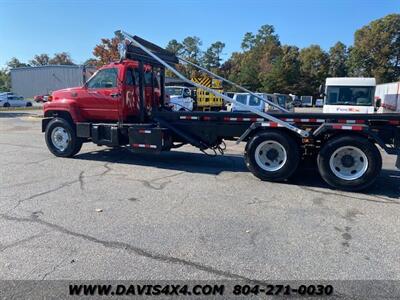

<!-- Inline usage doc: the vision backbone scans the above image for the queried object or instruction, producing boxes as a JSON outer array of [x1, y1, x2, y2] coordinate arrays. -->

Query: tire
[[3, 102, 10, 108], [26, 102, 32, 107], [244, 130, 300, 181], [45, 118, 83, 157], [317, 135, 382, 191]]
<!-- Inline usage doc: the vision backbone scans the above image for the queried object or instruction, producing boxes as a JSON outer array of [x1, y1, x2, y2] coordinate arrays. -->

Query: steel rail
[[115, 30, 309, 138]]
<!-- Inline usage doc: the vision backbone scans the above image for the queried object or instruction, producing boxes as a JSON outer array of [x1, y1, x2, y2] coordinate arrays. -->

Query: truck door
[[80, 68, 121, 121], [144, 67, 153, 113], [123, 67, 140, 118]]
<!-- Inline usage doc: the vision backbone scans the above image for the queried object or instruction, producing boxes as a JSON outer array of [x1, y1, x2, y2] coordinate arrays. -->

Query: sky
[[0, 0, 399, 67]]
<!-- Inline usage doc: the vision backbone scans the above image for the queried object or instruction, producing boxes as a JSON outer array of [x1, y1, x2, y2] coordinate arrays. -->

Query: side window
[[144, 71, 153, 87], [134, 69, 140, 86], [249, 95, 261, 106], [125, 68, 137, 86], [236, 94, 247, 104], [87, 68, 118, 89], [183, 88, 191, 97]]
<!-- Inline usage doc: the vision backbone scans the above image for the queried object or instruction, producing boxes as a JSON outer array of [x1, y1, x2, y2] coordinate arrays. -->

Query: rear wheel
[[45, 118, 82, 157], [3, 102, 10, 107], [26, 102, 32, 107], [245, 131, 300, 181], [317, 135, 382, 191]]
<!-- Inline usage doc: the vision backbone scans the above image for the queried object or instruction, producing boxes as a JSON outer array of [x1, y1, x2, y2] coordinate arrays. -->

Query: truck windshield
[[276, 95, 286, 107], [326, 86, 374, 106], [165, 87, 183, 96]]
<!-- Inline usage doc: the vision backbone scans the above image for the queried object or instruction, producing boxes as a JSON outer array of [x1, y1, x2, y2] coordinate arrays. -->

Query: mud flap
[[396, 129, 400, 169]]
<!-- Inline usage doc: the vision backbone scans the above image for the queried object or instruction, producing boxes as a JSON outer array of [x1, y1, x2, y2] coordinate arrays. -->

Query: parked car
[[0, 92, 32, 107], [34, 94, 50, 103], [315, 99, 324, 107], [165, 86, 194, 111], [300, 96, 313, 107]]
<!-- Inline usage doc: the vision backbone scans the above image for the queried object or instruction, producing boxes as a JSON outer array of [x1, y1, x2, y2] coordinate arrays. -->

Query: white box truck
[[322, 77, 376, 114]]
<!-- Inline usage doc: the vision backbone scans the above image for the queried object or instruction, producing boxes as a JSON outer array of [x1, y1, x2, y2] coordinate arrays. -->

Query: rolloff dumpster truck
[[42, 31, 400, 191]]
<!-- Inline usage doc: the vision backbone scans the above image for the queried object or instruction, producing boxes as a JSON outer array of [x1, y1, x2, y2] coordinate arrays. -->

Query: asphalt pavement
[[1, 109, 399, 280]]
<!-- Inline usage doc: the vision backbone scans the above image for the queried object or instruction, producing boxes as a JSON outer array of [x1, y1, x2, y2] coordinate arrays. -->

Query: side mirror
[[375, 97, 382, 108], [318, 84, 325, 97]]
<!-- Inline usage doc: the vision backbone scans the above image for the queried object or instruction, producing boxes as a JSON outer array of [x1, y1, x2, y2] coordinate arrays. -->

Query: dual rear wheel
[[244, 131, 382, 191]]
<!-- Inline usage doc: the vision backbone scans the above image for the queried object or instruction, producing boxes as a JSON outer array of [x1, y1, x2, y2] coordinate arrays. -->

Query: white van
[[231, 93, 293, 112]]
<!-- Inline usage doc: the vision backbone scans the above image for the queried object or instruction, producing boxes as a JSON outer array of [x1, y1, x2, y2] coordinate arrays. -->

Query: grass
[[0, 106, 42, 111]]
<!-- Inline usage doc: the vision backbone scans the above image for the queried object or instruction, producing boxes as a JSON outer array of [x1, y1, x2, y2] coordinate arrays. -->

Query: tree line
[[161, 13, 399, 97], [1, 14, 399, 96]]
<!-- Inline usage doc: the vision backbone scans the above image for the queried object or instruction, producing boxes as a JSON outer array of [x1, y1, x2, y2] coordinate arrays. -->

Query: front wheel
[[45, 118, 83, 157], [317, 135, 382, 191], [3, 102, 10, 107], [244, 131, 300, 181]]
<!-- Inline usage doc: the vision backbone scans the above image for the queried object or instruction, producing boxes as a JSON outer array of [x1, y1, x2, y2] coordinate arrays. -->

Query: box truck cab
[[322, 77, 376, 114]]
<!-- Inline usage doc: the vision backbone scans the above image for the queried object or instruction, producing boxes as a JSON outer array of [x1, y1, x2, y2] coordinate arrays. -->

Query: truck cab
[[322, 77, 376, 114], [165, 86, 194, 111], [45, 59, 163, 123]]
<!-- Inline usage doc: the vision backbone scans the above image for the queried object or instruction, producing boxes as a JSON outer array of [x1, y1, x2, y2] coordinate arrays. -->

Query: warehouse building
[[11, 65, 96, 98]]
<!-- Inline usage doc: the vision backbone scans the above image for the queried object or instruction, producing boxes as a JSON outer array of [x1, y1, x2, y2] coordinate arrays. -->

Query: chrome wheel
[[51, 126, 70, 152], [254, 140, 287, 172], [329, 146, 368, 181]]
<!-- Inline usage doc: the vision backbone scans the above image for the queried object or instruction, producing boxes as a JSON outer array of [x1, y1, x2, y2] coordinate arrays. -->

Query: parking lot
[[1, 109, 399, 280]]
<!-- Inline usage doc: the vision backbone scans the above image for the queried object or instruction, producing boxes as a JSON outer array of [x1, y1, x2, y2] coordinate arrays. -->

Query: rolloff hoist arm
[[115, 30, 309, 138]]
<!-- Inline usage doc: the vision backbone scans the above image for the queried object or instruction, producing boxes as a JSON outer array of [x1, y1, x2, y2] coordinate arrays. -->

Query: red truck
[[42, 32, 400, 191]]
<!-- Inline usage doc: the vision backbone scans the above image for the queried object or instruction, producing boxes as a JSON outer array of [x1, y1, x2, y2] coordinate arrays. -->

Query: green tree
[[299, 45, 329, 95], [347, 14, 400, 83], [329, 42, 348, 77], [0, 69, 11, 92], [230, 24, 281, 90], [165, 39, 184, 56], [202, 41, 225, 69], [181, 36, 203, 78], [241, 32, 255, 50], [254, 24, 280, 47], [6, 57, 29, 69], [260, 45, 301, 94], [29, 54, 50, 66], [182, 36, 202, 62]]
